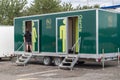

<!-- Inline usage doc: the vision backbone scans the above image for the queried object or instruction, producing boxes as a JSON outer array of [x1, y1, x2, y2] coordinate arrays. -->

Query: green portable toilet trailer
[[14, 9, 120, 66]]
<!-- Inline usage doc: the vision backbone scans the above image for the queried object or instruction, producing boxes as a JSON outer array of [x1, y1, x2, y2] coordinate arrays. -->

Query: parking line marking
[[17, 78, 38, 80], [17, 69, 58, 77]]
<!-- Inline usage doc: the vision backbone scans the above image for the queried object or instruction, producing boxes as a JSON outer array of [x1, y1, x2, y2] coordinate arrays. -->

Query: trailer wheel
[[43, 57, 52, 66], [54, 57, 62, 66]]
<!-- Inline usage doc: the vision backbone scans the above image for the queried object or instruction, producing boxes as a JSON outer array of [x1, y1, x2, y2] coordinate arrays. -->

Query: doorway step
[[16, 52, 32, 66], [59, 54, 79, 70]]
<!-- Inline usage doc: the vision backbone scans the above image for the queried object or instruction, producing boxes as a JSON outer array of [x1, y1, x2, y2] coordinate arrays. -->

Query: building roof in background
[[101, 4, 120, 9]]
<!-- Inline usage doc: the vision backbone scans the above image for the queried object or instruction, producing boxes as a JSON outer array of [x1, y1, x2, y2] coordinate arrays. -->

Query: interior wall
[[68, 17, 73, 50], [72, 17, 76, 45], [25, 21, 32, 32], [68, 17, 78, 52]]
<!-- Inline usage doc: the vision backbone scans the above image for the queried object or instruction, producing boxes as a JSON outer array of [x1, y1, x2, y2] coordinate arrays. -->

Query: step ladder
[[16, 53, 32, 66], [59, 55, 79, 70]]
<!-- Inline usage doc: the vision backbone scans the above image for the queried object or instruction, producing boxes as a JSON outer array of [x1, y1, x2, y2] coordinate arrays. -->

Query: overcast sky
[[61, 0, 120, 7], [28, 0, 120, 7]]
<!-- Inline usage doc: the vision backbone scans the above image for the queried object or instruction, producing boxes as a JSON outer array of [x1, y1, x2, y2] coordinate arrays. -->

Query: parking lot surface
[[0, 60, 120, 80]]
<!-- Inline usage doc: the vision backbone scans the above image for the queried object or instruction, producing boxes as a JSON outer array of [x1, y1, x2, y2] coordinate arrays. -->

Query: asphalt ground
[[0, 59, 120, 80]]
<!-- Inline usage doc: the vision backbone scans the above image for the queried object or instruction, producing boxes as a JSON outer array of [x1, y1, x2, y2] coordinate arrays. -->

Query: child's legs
[[28, 42, 32, 52], [29, 45, 32, 52], [26, 43, 29, 52]]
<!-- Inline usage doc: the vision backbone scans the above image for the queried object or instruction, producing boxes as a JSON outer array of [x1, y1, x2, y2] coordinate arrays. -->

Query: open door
[[67, 17, 79, 54], [24, 20, 39, 53], [56, 17, 79, 54]]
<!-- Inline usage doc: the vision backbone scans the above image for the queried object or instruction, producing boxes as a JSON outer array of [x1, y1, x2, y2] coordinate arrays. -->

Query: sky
[[61, 0, 120, 7], [27, 0, 120, 7]]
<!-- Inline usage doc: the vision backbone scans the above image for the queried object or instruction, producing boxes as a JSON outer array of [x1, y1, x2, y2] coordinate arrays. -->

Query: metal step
[[62, 61, 72, 64], [16, 60, 26, 66], [16, 53, 32, 66], [64, 57, 74, 62], [59, 65, 72, 69], [19, 58, 27, 62], [59, 55, 79, 70]]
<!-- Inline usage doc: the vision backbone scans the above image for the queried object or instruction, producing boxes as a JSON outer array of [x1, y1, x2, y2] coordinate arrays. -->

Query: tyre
[[43, 57, 52, 66], [54, 57, 62, 66]]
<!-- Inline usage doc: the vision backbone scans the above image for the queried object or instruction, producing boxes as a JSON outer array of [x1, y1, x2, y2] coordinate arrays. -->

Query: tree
[[82, 5, 93, 9], [75, 4, 82, 10], [27, 0, 62, 15], [75, 4, 100, 10], [82, 5, 88, 9], [0, 0, 27, 25], [61, 2, 74, 11], [93, 4, 100, 8]]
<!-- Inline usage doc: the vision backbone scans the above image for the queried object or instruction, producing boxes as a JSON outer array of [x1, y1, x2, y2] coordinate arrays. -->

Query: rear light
[[117, 55, 120, 59], [97, 58, 101, 62]]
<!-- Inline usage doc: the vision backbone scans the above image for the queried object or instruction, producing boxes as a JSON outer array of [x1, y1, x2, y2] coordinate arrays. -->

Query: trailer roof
[[14, 8, 120, 20], [14, 9, 97, 19]]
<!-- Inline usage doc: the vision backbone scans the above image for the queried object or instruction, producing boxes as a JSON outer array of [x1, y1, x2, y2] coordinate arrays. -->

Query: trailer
[[14, 9, 120, 69], [0, 26, 14, 60]]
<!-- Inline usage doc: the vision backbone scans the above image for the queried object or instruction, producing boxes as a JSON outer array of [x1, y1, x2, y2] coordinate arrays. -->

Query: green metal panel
[[14, 19, 24, 51], [57, 18, 66, 52], [79, 10, 96, 54], [40, 17, 56, 52], [99, 10, 120, 53], [39, 20, 42, 52]]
